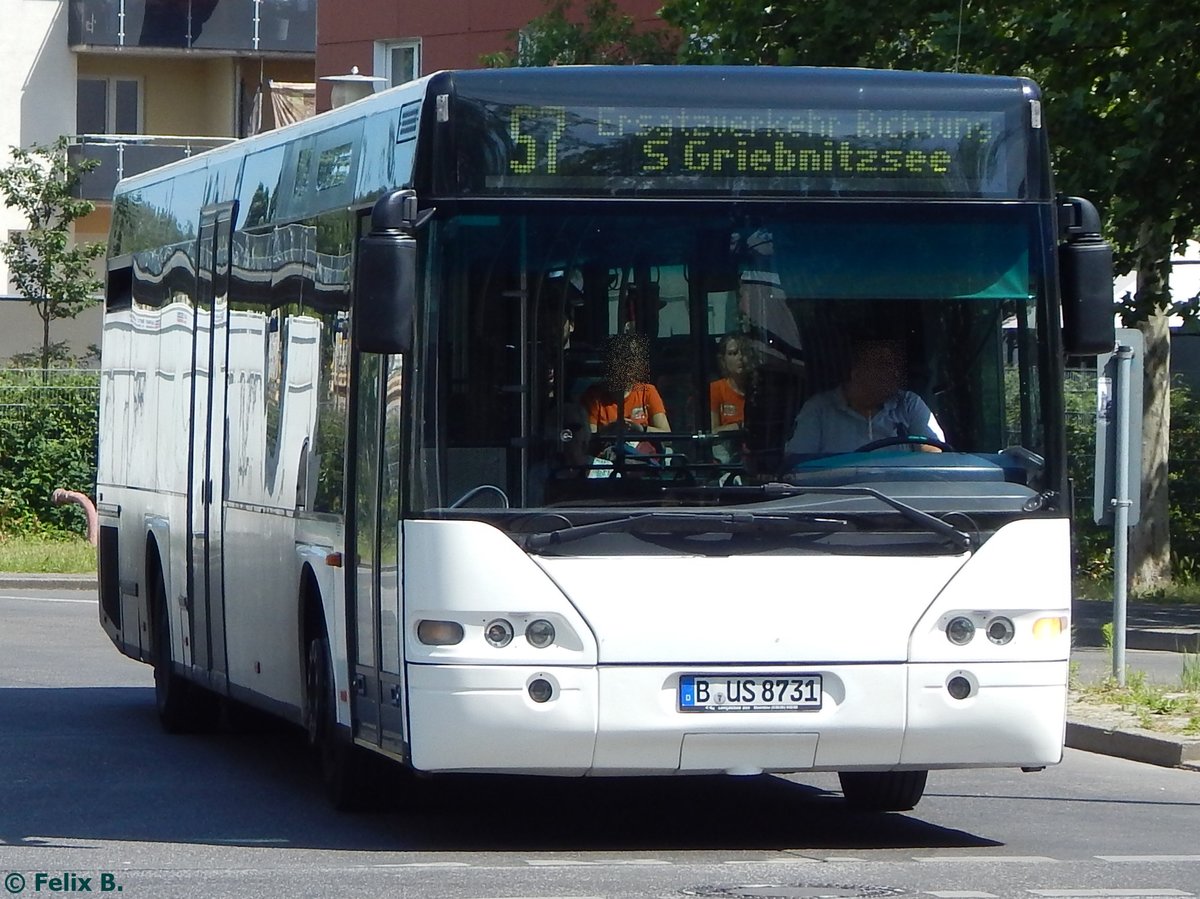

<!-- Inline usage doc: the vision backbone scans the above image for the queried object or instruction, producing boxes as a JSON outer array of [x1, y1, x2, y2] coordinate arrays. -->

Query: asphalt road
[[1, 587, 1198, 899]]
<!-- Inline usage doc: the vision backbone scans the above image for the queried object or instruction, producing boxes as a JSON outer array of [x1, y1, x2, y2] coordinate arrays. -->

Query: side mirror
[[1059, 196, 1115, 356], [354, 190, 429, 355]]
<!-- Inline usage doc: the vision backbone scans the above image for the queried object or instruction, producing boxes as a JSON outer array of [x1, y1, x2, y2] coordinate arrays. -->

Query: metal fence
[[0, 368, 100, 426]]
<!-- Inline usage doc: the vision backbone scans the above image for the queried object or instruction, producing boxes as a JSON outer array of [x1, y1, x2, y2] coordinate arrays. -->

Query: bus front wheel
[[838, 770, 928, 812], [305, 634, 375, 810]]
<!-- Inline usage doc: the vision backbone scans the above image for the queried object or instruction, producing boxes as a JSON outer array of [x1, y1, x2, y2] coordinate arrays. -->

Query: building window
[[77, 77, 142, 135], [374, 40, 421, 88]]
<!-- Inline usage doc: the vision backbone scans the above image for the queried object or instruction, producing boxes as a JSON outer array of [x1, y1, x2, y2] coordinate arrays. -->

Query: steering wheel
[[854, 435, 955, 453]]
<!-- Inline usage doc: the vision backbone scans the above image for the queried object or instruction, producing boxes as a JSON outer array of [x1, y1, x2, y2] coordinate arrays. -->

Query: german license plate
[[678, 674, 823, 712]]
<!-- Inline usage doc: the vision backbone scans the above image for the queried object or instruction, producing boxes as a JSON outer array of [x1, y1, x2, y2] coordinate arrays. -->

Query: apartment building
[[0, 0, 316, 362], [316, 0, 669, 111]]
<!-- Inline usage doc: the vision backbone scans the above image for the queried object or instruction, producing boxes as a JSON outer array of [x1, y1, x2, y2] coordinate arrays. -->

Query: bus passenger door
[[188, 203, 234, 689], [347, 340, 407, 755]]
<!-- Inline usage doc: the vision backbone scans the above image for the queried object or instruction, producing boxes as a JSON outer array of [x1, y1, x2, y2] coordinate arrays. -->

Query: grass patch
[[1078, 668, 1200, 735], [0, 535, 96, 573], [1182, 651, 1200, 693]]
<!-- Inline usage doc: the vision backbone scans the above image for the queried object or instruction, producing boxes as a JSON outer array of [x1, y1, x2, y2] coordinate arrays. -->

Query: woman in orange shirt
[[709, 334, 751, 432], [581, 333, 671, 434]]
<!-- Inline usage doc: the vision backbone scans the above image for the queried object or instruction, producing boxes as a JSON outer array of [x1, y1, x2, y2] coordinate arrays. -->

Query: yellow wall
[[77, 56, 237, 137], [76, 56, 313, 138]]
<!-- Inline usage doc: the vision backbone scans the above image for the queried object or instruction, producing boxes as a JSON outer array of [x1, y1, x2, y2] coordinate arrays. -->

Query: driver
[[784, 338, 944, 455]]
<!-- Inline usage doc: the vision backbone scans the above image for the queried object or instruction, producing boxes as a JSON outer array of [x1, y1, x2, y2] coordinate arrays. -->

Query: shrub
[[1066, 370, 1200, 587], [0, 368, 98, 538]]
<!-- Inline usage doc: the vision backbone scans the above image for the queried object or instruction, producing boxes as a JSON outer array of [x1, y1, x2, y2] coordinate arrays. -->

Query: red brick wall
[[317, 0, 671, 110]]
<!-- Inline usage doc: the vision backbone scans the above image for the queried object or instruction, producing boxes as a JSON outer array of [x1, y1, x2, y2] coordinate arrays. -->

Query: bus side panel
[[97, 303, 192, 664]]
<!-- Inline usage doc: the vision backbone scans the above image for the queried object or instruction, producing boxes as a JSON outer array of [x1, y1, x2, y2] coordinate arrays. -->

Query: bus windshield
[[415, 201, 1050, 515]]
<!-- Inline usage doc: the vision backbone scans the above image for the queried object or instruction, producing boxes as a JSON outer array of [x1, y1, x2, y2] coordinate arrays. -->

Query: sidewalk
[[3, 573, 1197, 770], [1068, 597, 1200, 770]]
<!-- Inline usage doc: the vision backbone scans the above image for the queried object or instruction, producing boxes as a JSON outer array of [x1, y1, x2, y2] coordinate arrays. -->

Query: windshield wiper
[[518, 510, 852, 551], [743, 484, 974, 553]]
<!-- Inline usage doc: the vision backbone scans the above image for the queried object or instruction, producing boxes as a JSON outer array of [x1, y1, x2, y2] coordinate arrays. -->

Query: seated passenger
[[581, 332, 671, 435], [784, 338, 944, 456], [710, 334, 752, 432]]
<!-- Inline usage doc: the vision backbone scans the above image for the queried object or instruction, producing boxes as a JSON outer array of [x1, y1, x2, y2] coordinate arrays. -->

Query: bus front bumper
[[405, 661, 1067, 775]]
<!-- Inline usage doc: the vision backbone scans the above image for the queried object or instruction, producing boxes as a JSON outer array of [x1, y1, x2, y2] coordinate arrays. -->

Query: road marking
[[0, 594, 97, 605], [722, 858, 820, 865], [925, 892, 998, 898], [1097, 856, 1200, 862], [523, 859, 671, 867], [913, 856, 1058, 863], [1027, 891, 1193, 897], [824, 856, 877, 862]]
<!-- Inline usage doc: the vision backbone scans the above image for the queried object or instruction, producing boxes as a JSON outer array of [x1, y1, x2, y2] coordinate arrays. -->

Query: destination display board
[[450, 97, 1026, 198]]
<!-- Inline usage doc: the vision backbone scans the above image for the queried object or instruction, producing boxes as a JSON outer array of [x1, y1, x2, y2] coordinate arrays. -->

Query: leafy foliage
[[482, 0, 678, 67], [0, 369, 98, 538], [1066, 371, 1200, 586], [0, 137, 105, 374]]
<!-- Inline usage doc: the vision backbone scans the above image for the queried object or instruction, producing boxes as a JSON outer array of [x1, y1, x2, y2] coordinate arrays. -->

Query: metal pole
[[1111, 342, 1134, 685]]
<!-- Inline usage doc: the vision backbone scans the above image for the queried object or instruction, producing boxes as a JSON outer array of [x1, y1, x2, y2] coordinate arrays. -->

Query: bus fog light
[[946, 616, 976, 645], [987, 616, 1015, 645], [416, 619, 464, 645], [485, 619, 514, 647], [947, 675, 973, 700], [528, 678, 554, 703], [525, 619, 556, 648]]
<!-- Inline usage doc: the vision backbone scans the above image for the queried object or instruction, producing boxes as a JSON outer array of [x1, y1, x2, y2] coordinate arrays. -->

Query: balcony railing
[[69, 0, 315, 54], [68, 135, 237, 202]]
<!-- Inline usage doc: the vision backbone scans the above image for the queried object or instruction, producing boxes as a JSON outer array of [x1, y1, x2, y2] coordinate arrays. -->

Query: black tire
[[838, 770, 928, 811], [305, 633, 380, 811], [152, 567, 216, 733]]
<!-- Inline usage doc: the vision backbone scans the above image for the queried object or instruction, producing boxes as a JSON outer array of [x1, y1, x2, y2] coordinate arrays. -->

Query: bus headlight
[[986, 616, 1016, 645], [485, 618, 515, 648], [525, 619, 556, 649], [946, 616, 976, 645]]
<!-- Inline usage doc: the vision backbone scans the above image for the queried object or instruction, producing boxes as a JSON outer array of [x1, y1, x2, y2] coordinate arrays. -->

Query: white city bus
[[96, 66, 1114, 811]]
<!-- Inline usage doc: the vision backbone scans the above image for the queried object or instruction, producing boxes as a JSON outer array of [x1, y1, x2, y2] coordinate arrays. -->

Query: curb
[[1066, 720, 1200, 769], [0, 573, 97, 592], [1073, 627, 1200, 654]]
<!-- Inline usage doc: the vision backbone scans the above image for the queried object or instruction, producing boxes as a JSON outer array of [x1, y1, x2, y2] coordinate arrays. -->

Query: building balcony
[[68, 135, 236, 202], [69, 0, 315, 55]]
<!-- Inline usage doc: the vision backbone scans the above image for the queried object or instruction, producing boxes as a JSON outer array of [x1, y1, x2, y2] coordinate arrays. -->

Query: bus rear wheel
[[838, 770, 928, 811]]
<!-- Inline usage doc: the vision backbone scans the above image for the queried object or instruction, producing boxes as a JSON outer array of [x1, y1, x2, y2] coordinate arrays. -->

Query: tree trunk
[[1128, 240, 1172, 592]]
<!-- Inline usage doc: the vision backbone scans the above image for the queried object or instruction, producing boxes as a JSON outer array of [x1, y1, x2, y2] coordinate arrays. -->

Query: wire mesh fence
[[0, 368, 100, 423], [0, 368, 99, 536]]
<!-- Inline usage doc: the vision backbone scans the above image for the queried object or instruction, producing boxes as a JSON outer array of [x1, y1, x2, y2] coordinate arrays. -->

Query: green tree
[[660, 0, 1200, 589], [482, 0, 678, 67], [0, 137, 105, 376]]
